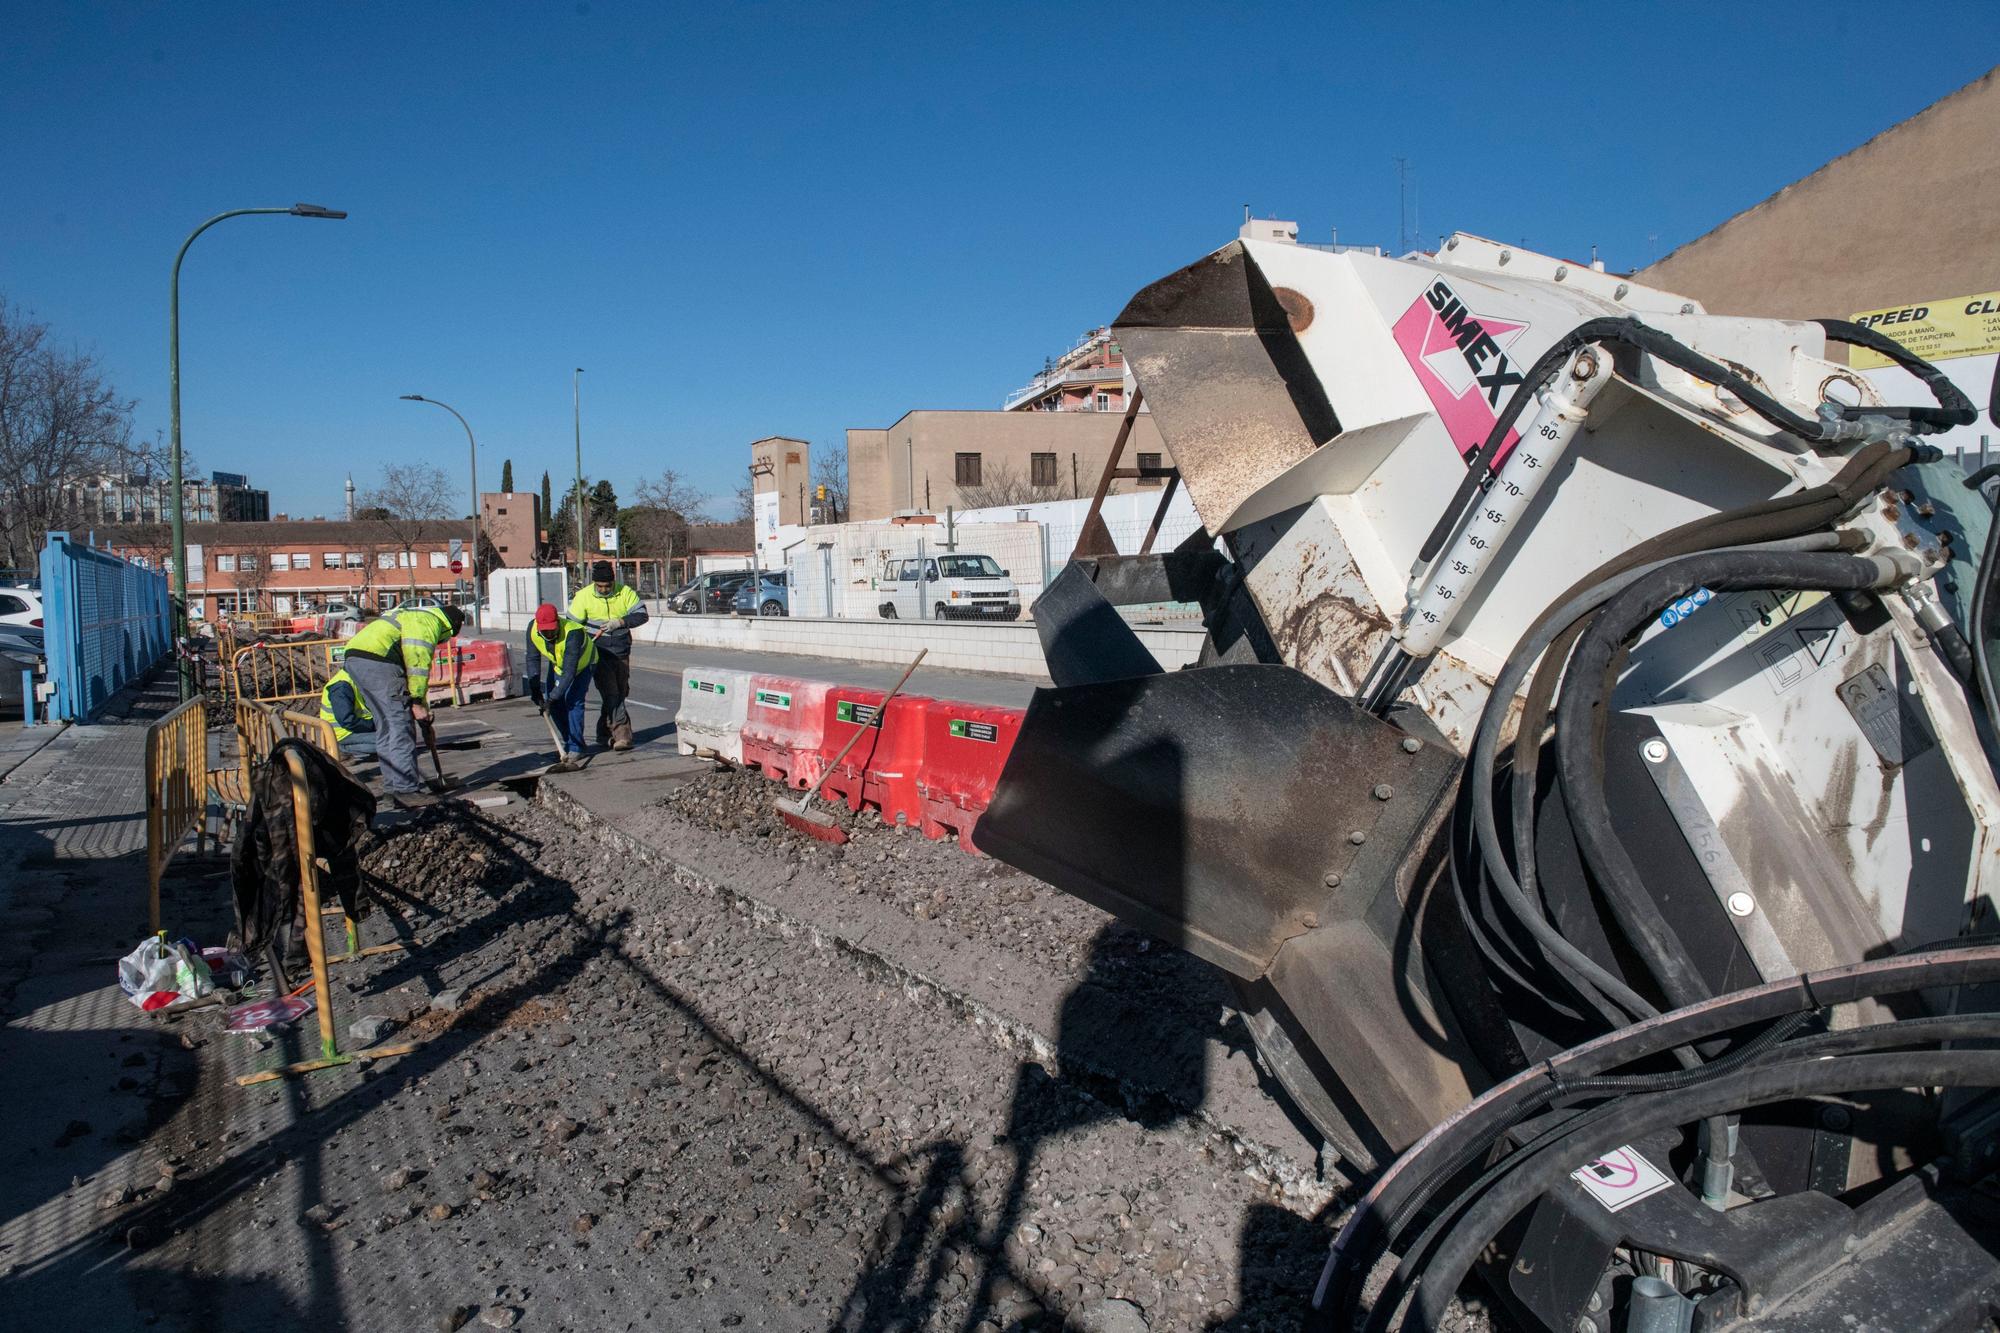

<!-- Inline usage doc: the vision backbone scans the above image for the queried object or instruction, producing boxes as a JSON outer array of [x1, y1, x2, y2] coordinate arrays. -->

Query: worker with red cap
[[524, 602, 598, 757]]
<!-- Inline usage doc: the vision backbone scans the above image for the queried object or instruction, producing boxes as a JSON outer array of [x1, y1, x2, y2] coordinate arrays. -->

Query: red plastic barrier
[[918, 701, 1025, 853], [454, 639, 512, 683], [865, 696, 932, 832], [742, 676, 830, 789], [815, 686, 886, 811]]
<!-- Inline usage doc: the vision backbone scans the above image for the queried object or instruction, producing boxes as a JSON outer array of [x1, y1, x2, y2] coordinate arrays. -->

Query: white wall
[[481, 604, 1206, 677]]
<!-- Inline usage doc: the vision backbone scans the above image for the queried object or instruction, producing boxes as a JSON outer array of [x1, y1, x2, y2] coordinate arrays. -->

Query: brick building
[[479, 491, 540, 568], [103, 517, 476, 622]]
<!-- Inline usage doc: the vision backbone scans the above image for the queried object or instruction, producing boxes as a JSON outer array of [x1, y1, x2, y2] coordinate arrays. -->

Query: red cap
[[534, 603, 559, 631]]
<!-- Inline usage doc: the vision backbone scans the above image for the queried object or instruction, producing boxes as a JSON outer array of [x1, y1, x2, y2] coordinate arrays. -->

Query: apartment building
[[70, 470, 271, 525], [847, 409, 1171, 522], [102, 517, 476, 621]]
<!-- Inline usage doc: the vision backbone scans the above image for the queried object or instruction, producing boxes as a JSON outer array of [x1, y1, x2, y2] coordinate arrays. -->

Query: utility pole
[[167, 202, 346, 699], [572, 368, 586, 589], [399, 394, 482, 631]]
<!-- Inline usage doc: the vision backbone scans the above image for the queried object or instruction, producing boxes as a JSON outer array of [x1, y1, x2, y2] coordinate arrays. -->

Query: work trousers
[[337, 731, 380, 759], [592, 650, 632, 744], [342, 656, 423, 793], [551, 663, 596, 755]]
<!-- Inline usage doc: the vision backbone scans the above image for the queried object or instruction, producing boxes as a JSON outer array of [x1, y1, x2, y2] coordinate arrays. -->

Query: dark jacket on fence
[[229, 738, 377, 989]]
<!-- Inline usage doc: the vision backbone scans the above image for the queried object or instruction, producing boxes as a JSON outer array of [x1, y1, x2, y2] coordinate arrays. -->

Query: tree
[[956, 463, 1042, 511], [732, 480, 755, 524], [588, 479, 619, 536], [0, 295, 147, 571], [499, 458, 514, 493], [540, 470, 553, 528], [812, 438, 849, 524], [360, 462, 453, 596], [629, 467, 709, 588]]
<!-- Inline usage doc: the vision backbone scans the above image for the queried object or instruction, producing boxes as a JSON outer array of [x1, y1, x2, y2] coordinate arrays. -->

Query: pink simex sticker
[[1393, 278, 1532, 465]]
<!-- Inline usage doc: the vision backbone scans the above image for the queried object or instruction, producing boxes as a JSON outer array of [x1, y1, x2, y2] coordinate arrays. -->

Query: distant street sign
[[599, 526, 620, 552], [449, 558, 464, 574]]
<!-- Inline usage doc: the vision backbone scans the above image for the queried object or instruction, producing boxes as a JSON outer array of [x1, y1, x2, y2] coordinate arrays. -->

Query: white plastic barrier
[[674, 666, 751, 762]]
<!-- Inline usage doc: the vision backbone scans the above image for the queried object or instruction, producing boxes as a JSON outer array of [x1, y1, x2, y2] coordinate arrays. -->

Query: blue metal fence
[[38, 530, 172, 721]]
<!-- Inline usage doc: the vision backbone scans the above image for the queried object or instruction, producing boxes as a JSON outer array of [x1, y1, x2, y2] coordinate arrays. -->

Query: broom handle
[[801, 648, 928, 806]]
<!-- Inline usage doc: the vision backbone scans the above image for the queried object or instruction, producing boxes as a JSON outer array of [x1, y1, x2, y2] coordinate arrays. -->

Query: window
[[399, 551, 416, 568], [498, 545, 510, 554], [954, 452, 981, 487], [898, 559, 919, 581], [1030, 452, 1058, 487], [429, 550, 449, 568], [1095, 392, 1111, 411], [938, 554, 1002, 578], [0, 594, 25, 615], [239, 554, 258, 571], [216, 554, 236, 573], [323, 552, 341, 569], [290, 553, 310, 570], [345, 552, 364, 568], [496, 506, 507, 515], [377, 552, 395, 570], [1137, 452, 1164, 487]]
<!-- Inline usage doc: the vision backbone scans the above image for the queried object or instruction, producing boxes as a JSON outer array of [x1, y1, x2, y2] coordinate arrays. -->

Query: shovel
[[537, 691, 584, 774], [417, 715, 461, 791], [778, 648, 927, 844]]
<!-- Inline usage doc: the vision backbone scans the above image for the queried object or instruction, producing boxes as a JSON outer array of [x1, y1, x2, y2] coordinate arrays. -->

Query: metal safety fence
[[231, 638, 341, 705], [145, 697, 208, 933], [39, 530, 172, 720]]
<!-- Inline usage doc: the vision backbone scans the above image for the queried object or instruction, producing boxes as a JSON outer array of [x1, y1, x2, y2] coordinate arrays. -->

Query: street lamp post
[[399, 395, 481, 631], [169, 202, 347, 700], [572, 368, 587, 589]]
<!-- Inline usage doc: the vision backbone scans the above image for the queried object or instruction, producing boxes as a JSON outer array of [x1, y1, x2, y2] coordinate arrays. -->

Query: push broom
[[778, 648, 927, 844]]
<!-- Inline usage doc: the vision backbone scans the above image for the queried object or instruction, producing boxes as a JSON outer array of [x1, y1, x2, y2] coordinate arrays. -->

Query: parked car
[[669, 570, 755, 615], [731, 572, 788, 617], [0, 587, 44, 629], [0, 624, 46, 715], [876, 553, 1021, 620]]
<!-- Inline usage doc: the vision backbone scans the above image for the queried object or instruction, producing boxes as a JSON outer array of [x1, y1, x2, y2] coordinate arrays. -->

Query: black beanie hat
[[591, 561, 614, 583]]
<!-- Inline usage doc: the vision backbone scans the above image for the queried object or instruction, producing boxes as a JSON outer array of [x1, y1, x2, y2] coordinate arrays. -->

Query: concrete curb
[[532, 776, 1341, 1213], [0, 722, 68, 785]]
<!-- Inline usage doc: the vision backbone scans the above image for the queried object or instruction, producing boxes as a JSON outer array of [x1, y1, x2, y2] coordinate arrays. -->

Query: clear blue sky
[[4, 3, 1996, 520]]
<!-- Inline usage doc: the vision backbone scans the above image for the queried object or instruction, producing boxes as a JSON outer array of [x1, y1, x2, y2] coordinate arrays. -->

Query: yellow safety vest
[[571, 583, 639, 626], [345, 608, 455, 697], [318, 668, 373, 742], [531, 619, 599, 677]]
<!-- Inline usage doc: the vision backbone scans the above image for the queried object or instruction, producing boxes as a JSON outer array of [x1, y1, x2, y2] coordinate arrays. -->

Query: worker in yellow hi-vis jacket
[[570, 560, 649, 751], [338, 604, 465, 808]]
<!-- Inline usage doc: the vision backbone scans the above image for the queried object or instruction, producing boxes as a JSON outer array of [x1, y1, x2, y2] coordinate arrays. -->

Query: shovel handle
[[797, 648, 928, 810]]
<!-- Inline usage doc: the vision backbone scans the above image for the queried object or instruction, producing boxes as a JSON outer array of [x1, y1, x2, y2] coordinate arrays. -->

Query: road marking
[[628, 700, 668, 712]]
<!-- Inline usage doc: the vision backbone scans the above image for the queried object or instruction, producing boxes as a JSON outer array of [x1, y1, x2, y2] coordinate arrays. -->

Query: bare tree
[[361, 463, 454, 598], [732, 479, 755, 523], [812, 438, 848, 523], [956, 463, 1042, 511], [630, 468, 709, 590], [0, 296, 146, 571]]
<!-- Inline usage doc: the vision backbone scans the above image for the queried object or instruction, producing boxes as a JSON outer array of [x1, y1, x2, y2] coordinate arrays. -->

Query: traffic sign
[[449, 558, 464, 574]]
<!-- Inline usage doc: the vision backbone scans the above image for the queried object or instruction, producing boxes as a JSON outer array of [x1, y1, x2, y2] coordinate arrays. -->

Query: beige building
[[1637, 66, 1999, 333], [750, 436, 812, 526], [848, 410, 1172, 521], [478, 491, 538, 568]]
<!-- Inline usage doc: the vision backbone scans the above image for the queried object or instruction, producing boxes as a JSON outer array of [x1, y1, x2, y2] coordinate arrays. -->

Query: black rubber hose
[[1966, 471, 2000, 742], [1409, 1049, 2000, 1330], [1818, 318, 1979, 430], [1361, 1008, 1825, 1333], [1553, 551, 1905, 1010]]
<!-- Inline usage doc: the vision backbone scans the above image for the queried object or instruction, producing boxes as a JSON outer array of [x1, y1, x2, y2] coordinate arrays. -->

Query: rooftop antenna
[[1395, 157, 1412, 253], [1243, 203, 1251, 224]]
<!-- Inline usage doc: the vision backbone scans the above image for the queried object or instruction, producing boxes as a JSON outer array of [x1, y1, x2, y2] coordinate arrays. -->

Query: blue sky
[[4, 2, 1996, 520]]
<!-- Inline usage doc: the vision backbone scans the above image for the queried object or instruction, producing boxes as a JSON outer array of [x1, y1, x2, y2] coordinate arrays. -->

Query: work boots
[[612, 719, 635, 752]]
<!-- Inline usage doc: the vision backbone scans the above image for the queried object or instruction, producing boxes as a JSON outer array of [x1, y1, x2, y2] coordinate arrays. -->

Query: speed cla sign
[[1848, 290, 2000, 369]]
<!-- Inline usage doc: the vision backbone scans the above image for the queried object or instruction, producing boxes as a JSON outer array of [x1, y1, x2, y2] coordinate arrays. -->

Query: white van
[[876, 552, 1022, 621]]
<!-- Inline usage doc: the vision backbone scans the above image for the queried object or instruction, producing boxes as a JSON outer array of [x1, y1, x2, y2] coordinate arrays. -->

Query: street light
[[572, 367, 586, 589], [169, 202, 348, 700], [399, 394, 481, 631]]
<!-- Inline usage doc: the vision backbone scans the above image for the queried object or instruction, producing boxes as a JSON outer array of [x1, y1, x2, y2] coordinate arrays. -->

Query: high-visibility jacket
[[529, 617, 599, 684], [343, 607, 456, 699], [570, 583, 647, 655], [318, 668, 374, 741]]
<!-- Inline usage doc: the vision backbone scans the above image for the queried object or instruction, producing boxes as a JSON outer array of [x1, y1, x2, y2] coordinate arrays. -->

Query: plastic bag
[[117, 935, 214, 1012]]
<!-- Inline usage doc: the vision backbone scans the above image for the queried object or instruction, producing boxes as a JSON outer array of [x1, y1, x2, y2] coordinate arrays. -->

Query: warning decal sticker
[[1570, 1146, 1674, 1212]]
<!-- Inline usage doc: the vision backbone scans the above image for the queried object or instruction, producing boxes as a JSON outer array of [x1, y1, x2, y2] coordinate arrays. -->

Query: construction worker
[[318, 666, 378, 759], [526, 602, 598, 757], [339, 604, 466, 808], [571, 560, 649, 751]]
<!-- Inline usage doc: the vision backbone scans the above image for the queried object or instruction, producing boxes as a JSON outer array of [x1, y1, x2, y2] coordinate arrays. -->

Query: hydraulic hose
[[1409, 1049, 2000, 1331], [1553, 550, 1910, 1010], [1463, 533, 1851, 1031]]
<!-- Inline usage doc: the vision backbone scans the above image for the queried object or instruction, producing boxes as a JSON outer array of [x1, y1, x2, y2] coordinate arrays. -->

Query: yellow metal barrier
[[236, 746, 417, 1085], [231, 638, 340, 705], [145, 697, 208, 934], [276, 706, 339, 754]]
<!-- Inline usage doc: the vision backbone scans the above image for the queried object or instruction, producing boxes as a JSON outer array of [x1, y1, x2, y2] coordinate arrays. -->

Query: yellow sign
[[1848, 291, 2000, 369]]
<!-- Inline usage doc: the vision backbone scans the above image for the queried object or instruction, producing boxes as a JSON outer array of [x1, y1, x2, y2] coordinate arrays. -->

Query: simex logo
[[1392, 278, 1532, 463]]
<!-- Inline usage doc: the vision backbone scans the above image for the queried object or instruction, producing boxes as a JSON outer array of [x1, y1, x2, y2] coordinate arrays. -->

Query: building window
[[323, 552, 341, 569], [954, 453, 982, 487], [1095, 392, 1111, 411], [399, 551, 416, 568], [1030, 453, 1058, 487], [496, 506, 506, 515], [290, 553, 310, 570], [429, 550, 449, 568], [345, 552, 364, 568], [377, 552, 396, 570], [216, 554, 236, 573], [498, 545, 509, 554], [1137, 452, 1163, 486]]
